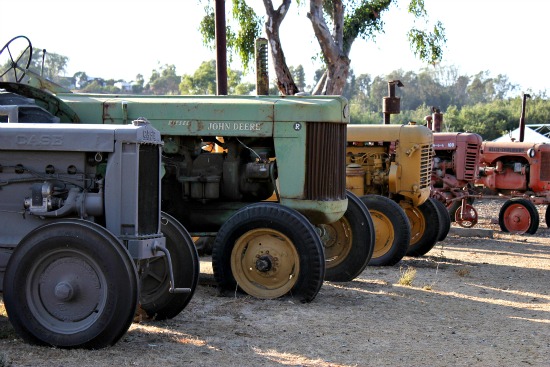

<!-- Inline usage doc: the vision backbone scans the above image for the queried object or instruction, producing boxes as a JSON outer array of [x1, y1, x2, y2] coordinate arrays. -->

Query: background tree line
[[2, 47, 549, 141]]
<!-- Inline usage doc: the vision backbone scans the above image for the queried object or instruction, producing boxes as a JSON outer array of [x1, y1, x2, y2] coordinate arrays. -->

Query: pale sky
[[2, 0, 548, 94]]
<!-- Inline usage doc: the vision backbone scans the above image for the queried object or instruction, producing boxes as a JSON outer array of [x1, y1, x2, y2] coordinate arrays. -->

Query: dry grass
[[397, 266, 417, 286]]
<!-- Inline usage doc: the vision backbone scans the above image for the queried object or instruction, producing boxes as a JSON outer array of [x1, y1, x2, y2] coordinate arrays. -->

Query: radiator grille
[[305, 122, 347, 200], [138, 144, 160, 234], [463, 143, 481, 181], [419, 144, 434, 189], [541, 151, 550, 181]]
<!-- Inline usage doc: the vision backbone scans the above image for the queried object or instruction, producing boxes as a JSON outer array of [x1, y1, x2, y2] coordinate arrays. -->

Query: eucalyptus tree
[[199, 0, 446, 96]]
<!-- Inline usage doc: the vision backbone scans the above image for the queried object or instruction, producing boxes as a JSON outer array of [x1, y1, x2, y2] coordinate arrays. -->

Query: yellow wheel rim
[[231, 228, 299, 299], [370, 210, 395, 259], [317, 216, 352, 270], [403, 206, 425, 246]]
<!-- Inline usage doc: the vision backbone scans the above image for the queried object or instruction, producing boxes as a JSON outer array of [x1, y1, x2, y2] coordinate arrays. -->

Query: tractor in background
[[475, 93, 550, 234], [345, 80, 449, 262], [427, 108, 483, 228]]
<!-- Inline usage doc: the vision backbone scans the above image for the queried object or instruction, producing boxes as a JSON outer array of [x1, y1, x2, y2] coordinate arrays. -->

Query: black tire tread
[[362, 195, 410, 266]]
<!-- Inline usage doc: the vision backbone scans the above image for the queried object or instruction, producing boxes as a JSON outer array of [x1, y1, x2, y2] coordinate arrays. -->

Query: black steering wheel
[[0, 35, 33, 82]]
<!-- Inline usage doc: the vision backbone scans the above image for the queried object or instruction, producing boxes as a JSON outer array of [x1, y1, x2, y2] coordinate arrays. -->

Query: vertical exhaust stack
[[519, 93, 531, 142], [383, 80, 403, 124], [255, 38, 269, 96], [431, 107, 443, 132]]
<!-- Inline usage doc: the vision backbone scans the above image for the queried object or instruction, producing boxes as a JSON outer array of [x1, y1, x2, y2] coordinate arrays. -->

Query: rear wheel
[[3, 220, 138, 349], [139, 212, 199, 320], [362, 195, 410, 266], [432, 198, 451, 241], [212, 203, 324, 303], [402, 199, 441, 257], [319, 191, 375, 281], [545, 205, 550, 228], [499, 198, 539, 234]]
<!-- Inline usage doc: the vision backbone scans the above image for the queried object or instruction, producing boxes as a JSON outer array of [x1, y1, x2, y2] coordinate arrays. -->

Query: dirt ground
[[0, 198, 549, 367]]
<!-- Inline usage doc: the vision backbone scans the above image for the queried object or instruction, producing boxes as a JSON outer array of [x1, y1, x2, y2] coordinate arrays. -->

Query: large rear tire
[[3, 220, 138, 349], [212, 203, 325, 303], [362, 195, 410, 266], [402, 199, 441, 257], [319, 191, 374, 281], [139, 212, 200, 320], [499, 198, 539, 234]]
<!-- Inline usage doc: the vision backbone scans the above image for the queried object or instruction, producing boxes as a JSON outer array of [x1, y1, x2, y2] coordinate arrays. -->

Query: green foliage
[[132, 74, 145, 94], [80, 78, 121, 94], [406, 0, 446, 65], [146, 64, 181, 95], [179, 60, 254, 95], [407, 21, 446, 65], [346, 65, 549, 140], [231, 0, 262, 70], [199, 0, 262, 71], [290, 65, 306, 91], [342, 0, 391, 54]]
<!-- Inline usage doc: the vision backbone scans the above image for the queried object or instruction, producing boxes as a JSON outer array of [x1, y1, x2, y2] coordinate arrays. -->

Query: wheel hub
[[231, 229, 299, 298], [255, 254, 274, 272], [38, 257, 103, 322], [54, 281, 75, 301]]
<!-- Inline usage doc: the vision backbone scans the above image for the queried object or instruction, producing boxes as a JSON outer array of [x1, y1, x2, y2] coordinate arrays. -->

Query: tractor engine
[[346, 143, 392, 197], [346, 123, 433, 206], [476, 141, 550, 197], [0, 121, 164, 251], [162, 136, 275, 203]]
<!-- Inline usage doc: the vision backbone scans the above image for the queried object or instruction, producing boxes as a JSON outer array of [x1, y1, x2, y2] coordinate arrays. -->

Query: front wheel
[[3, 220, 138, 349], [139, 212, 200, 320], [212, 203, 325, 303], [455, 203, 478, 228], [362, 195, 410, 266], [499, 198, 539, 234], [318, 191, 375, 281], [402, 199, 441, 257]]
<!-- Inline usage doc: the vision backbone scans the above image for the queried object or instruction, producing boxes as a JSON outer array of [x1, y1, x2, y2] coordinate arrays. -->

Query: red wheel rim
[[503, 203, 531, 234], [455, 204, 478, 228]]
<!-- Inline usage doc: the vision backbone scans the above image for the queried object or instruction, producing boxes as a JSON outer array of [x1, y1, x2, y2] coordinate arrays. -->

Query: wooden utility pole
[[215, 0, 228, 95]]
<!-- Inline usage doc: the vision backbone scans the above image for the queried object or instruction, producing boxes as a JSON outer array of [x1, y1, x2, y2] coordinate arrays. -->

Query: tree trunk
[[262, 0, 299, 95], [307, 0, 350, 95]]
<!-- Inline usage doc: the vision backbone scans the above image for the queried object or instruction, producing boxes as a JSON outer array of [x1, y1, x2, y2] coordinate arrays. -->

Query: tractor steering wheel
[[0, 35, 33, 82]]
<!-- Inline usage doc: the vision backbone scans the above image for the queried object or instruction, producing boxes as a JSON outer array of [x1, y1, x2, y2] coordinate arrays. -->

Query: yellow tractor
[[346, 81, 449, 264]]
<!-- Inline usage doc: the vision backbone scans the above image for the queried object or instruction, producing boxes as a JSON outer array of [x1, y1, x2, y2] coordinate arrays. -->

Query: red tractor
[[427, 108, 483, 228], [475, 93, 550, 234]]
